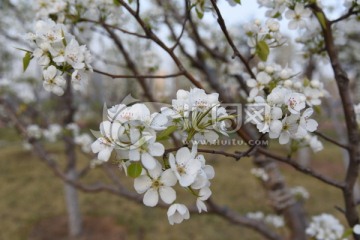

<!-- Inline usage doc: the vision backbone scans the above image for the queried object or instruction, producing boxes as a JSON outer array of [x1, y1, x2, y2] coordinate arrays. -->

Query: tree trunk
[[254, 154, 307, 240], [62, 77, 83, 237], [64, 168, 83, 237]]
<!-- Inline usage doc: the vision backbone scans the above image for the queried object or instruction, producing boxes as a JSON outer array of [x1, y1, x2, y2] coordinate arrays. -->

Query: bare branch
[[314, 131, 350, 150], [209, 0, 256, 79], [94, 68, 185, 79]]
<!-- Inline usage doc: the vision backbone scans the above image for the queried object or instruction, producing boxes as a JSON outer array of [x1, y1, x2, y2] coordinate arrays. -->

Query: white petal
[[303, 108, 314, 118], [306, 119, 318, 132], [179, 174, 196, 187], [176, 147, 191, 165], [91, 139, 103, 153], [204, 165, 215, 179], [98, 147, 113, 161], [134, 175, 152, 193], [129, 149, 140, 161], [143, 188, 159, 207], [288, 21, 298, 30], [196, 199, 207, 213], [159, 186, 176, 204], [130, 128, 141, 143], [149, 142, 165, 156], [141, 152, 157, 170], [148, 163, 162, 179], [160, 169, 177, 186], [353, 224, 360, 235], [247, 79, 257, 88], [204, 131, 218, 143], [186, 159, 202, 175], [279, 132, 290, 145], [249, 88, 259, 98]]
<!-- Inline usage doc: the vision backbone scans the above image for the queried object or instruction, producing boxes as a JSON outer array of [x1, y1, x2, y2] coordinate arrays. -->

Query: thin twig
[[209, 0, 256, 79], [314, 131, 350, 150], [94, 68, 185, 79]]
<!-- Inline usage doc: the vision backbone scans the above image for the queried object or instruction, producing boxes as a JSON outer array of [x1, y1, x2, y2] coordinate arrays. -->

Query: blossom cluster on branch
[[91, 88, 230, 224], [245, 62, 326, 152], [25, 19, 92, 95]]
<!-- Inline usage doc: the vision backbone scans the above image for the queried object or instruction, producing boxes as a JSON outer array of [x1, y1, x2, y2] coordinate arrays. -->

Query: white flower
[[42, 65, 66, 96], [167, 203, 190, 225], [91, 121, 123, 161], [64, 39, 86, 69], [71, 70, 88, 92], [169, 146, 202, 187], [354, 224, 360, 235], [284, 92, 306, 114], [33, 42, 51, 66], [285, 3, 312, 30], [191, 154, 215, 190], [251, 168, 269, 181], [266, 19, 280, 32], [271, 115, 299, 144], [66, 123, 80, 136], [107, 104, 127, 121], [43, 124, 62, 142], [290, 186, 310, 200], [128, 129, 164, 170], [196, 187, 212, 213], [295, 108, 318, 138], [308, 135, 323, 152], [134, 164, 177, 207], [247, 71, 272, 98], [267, 86, 290, 105], [193, 130, 219, 144], [265, 215, 285, 228], [74, 133, 93, 153], [115, 103, 151, 124], [247, 211, 264, 220], [188, 88, 219, 111], [35, 19, 64, 43], [306, 214, 344, 240], [27, 124, 42, 139]]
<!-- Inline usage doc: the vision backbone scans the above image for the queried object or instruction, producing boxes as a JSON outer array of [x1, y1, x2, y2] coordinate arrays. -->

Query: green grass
[[0, 137, 356, 240]]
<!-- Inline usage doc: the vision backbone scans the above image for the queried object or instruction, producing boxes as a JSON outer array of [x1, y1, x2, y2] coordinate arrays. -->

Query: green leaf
[[23, 52, 32, 72], [127, 162, 142, 178], [341, 228, 354, 238], [195, 8, 204, 19], [113, 0, 121, 5], [234, 0, 241, 4], [156, 125, 178, 141], [256, 40, 270, 62]]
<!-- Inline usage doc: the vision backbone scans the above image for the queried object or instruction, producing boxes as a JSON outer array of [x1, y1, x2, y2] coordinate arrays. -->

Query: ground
[[29, 216, 126, 240]]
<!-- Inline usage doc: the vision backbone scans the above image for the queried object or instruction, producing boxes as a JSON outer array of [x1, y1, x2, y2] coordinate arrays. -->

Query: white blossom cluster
[[289, 186, 310, 200], [25, 123, 93, 152], [306, 214, 345, 240], [34, 0, 120, 22], [245, 62, 326, 152], [91, 88, 230, 224], [161, 88, 230, 144], [257, 1, 312, 30], [243, 18, 285, 55], [250, 168, 269, 181], [26, 19, 92, 95], [246, 211, 285, 229], [0, 78, 36, 104]]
